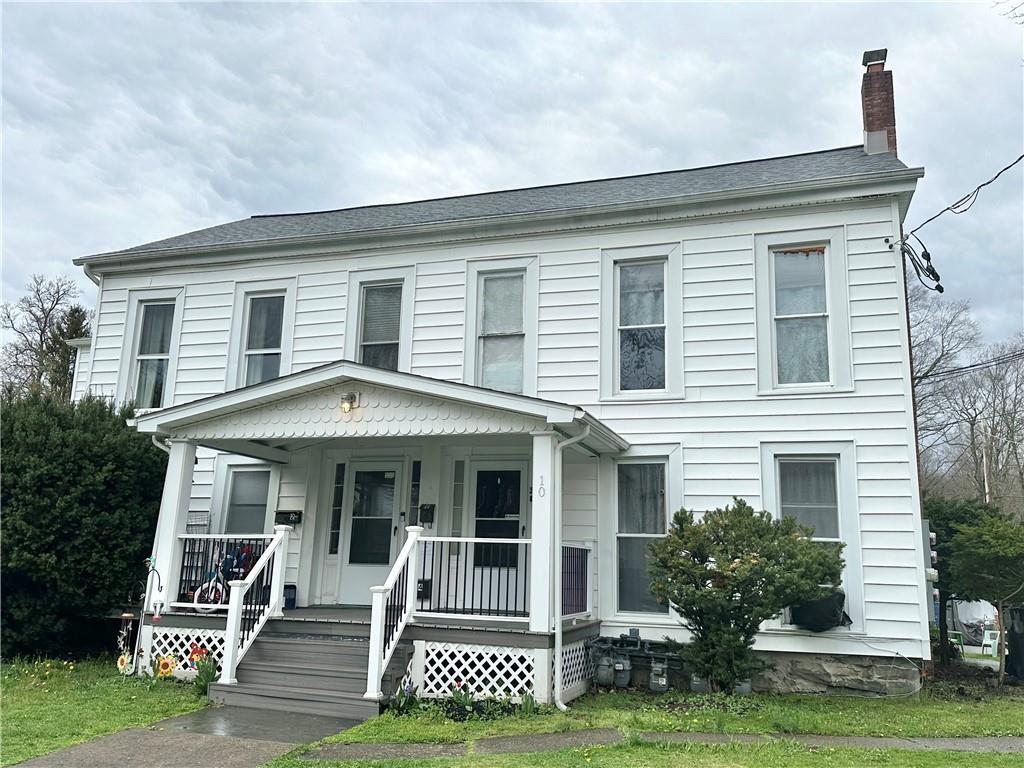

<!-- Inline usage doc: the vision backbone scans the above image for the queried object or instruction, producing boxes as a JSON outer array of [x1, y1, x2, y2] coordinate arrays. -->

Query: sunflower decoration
[[116, 654, 132, 674], [155, 655, 177, 678]]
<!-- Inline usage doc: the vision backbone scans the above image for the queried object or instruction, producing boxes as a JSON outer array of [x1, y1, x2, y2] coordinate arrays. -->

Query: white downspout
[[552, 423, 590, 711]]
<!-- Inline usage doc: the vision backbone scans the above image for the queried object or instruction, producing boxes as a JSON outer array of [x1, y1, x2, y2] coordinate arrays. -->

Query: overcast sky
[[3, 2, 1022, 341]]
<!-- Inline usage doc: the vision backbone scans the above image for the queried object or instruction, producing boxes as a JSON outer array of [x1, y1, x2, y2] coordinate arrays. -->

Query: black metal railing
[[176, 536, 271, 603], [417, 538, 529, 618], [238, 549, 275, 647], [383, 557, 409, 661], [562, 544, 590, 616]]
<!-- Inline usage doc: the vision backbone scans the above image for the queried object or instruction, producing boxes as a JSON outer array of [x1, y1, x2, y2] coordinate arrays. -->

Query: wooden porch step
[[236, 660, 396, 692], [208, 681, 380, 720], [212, 631, 413, 721]]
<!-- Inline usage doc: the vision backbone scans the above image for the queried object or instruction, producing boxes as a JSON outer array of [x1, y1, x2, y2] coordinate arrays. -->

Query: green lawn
[[0, 658, 205, 766], [266, 740, 1024, 768], [263, 684, 1024, 768]]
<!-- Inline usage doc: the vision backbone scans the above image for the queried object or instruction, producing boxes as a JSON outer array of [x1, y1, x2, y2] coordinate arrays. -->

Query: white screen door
[[338, 461, 404, 604]]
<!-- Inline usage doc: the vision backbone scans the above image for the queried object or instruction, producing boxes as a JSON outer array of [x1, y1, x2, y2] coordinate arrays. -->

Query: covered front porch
[[132, 361, 626, 701]]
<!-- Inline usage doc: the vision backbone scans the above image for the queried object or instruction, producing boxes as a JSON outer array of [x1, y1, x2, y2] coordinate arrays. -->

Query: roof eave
[[74, 166, 924, 268], [131, 360, 585, 435]]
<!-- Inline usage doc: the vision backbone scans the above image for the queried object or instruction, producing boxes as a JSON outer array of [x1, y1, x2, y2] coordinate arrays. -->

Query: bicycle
[[192, 544, 253, 612]]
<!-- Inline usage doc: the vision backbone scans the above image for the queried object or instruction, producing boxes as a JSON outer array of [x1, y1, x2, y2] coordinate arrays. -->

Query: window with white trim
[[777, 457, 840, 541], [600, 244, 682, 400], [760, 441, 862, 632], [223, 468, 271, 534], [359, 282, 403, 371], [617, 260, 666, 391], [755, 228, 851, 394], [133, 301, 175, 408], [616, 462, 668, 613], [773, 247, 829, 385], [243, 293, 285, 386], [477, 271, 525, 393]]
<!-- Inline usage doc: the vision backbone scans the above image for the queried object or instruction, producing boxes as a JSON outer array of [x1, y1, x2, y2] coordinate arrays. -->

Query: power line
[[895, 152, 1024, 293], [916, 348, 1024, 383], [908, 153, 1024, 236]]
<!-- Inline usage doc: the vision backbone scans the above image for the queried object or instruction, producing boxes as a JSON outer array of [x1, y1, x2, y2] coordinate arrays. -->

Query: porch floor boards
[[284, 605, 594, 634]]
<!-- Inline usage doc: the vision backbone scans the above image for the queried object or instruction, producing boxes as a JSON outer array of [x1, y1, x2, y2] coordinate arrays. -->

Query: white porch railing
[[364, 532, 534, 699], [561, 542, 592, 618], [364, 526, 424, 700], [218, 525, 292, 685]]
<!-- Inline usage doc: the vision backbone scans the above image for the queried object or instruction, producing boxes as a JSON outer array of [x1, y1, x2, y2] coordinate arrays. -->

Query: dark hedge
[[1, 393, 167, 656]]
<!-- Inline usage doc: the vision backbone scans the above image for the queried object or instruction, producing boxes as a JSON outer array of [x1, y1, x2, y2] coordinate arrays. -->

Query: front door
[[338, 461, 404, 604], [468, 461, 529, 614]]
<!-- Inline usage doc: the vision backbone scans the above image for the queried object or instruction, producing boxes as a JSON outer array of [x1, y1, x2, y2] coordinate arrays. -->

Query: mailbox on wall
[[274, 510, 302, 526]]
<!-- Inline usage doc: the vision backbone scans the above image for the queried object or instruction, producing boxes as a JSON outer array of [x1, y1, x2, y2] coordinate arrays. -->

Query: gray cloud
[[3, 2, 1021, 340]]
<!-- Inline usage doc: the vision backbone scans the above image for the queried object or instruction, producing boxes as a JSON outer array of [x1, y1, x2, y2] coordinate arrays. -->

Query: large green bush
[[649, 498, 845, 692], [1, 392, 167, 656]]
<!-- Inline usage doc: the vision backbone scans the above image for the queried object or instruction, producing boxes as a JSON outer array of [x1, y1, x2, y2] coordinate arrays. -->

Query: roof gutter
[[74, 167, 924, 269]]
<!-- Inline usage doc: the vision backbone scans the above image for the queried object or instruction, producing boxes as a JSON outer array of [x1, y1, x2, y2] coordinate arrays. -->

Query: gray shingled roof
[[85, 146, 911, 260]]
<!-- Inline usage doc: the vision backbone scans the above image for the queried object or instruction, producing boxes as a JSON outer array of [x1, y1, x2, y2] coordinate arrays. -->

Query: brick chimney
[[861, 48, 897, 155]]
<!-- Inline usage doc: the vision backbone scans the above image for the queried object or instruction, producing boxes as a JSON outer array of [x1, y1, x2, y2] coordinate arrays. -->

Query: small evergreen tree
[[922, 494, 1003, 665], [649, 498, 844, 692], [1, 392, 167, 656], [949, 515, 1024, 684]]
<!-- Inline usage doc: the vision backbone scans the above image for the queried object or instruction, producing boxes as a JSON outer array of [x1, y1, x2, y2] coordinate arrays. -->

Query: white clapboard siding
[[81, 191, 926, 655], [293, 271, 347, 372], [411, 261, 465, 382], [562, 453, 600, 615], [537, 250, 600, 403]]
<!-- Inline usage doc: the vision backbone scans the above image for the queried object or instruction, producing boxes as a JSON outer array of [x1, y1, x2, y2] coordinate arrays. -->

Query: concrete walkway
[[300, 729, 1024, 760], [18, 706, 357, 768]]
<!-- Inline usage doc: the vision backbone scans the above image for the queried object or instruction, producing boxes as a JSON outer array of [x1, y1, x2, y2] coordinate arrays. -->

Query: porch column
[[529, 431, 557, 633], [149, 439, 196, 614]]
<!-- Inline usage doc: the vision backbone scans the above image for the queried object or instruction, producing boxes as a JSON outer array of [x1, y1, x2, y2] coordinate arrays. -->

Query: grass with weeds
[[0, 657, 204, 767], [326, 708, 582, 745], [264, 740, 1024, 768]]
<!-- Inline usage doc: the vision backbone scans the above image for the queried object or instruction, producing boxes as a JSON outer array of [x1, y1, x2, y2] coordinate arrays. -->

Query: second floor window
[[478, 272, 524, 393], [134, 301, 175, 408], [243, 294, 285, 386], [617, 260, 666, 391], [359, 283, 403, 371], [773, 247, 829, 385]]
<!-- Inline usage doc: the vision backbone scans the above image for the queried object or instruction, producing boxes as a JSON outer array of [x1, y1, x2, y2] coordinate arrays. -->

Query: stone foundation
[[753, 652, 921, 696]]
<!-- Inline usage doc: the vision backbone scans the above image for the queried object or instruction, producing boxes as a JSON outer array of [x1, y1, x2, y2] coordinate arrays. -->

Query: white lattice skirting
[[420, 642, 535, 700], [560, 639, 594, 702], [148, 627, 226, 681]]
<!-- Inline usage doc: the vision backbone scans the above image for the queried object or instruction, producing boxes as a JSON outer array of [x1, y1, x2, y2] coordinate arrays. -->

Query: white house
[[72, 50, 930, 717]]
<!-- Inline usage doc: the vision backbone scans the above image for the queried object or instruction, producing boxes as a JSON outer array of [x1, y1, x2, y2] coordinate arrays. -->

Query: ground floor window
[[224, 468, 270, 534], [616, 461, 668, 613], [777, 457, 840, 542]]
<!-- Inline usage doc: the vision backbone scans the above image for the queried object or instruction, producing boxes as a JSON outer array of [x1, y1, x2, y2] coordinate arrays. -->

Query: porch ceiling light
[[340, 392, 359, 414]]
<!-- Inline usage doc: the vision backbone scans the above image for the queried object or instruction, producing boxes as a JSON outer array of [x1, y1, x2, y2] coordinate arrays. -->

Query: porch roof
[[131, 359, 628, 458]]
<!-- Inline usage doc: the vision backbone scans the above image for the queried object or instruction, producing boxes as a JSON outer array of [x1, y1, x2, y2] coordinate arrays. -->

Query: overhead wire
[[897, 153, 1024, 293]]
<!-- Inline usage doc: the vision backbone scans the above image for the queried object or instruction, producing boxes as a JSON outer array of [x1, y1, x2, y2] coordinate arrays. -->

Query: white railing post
[[364, 585, 389, 700], [405, 526, 424, 616], [219, 579, 246, 685], [270, 525, 292, 619]]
